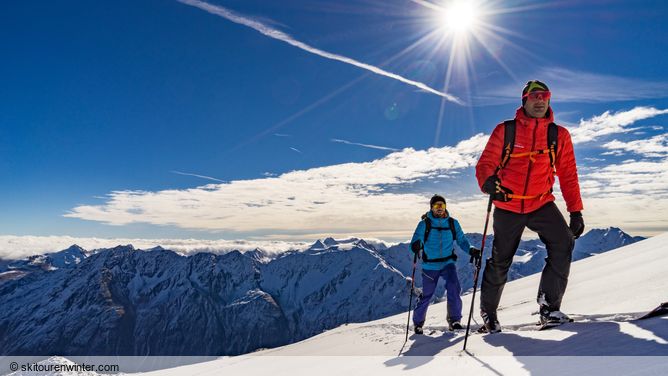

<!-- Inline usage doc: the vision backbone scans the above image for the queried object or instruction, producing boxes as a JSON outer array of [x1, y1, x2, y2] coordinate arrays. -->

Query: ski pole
[[463, 195, 493, 351], [404, 251, 419, 343]]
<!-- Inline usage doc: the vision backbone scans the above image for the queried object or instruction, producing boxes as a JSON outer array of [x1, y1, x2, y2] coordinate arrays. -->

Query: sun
[[438, 1, 478, 34]]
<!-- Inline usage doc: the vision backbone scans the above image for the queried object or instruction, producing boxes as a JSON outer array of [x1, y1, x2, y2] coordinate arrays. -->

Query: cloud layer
[[0, 235, 309, 261], [569, 107, 668, 144], [66, 134, 488, 239], [63, 107, 668, 240]]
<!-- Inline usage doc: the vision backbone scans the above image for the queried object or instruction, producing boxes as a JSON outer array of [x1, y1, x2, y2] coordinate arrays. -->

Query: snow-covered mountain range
[[141, 232, 664, 376], [0, 228, 645, 357]]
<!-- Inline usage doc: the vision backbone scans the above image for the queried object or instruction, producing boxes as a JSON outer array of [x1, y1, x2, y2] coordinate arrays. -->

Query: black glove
[[469, 247, 481, 263], [482, 175, 513, 202], [410, 240, 422, 258], [569, 211, 585, 239]]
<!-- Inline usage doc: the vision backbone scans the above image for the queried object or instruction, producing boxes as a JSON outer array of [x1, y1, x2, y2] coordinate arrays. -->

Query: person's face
[[523, 90, 551, 118], [431, 202, 446, 217]]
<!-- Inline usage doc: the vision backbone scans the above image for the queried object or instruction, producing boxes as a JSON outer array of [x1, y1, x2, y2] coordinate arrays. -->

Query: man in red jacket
[[475, 80, 585, 333]]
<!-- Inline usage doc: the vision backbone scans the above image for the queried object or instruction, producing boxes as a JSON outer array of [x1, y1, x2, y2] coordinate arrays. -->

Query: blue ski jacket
[[410, 211, 473, 270]]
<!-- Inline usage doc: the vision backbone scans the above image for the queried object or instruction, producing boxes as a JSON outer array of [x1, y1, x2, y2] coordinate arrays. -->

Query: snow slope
[[139, 233, 668, 375]]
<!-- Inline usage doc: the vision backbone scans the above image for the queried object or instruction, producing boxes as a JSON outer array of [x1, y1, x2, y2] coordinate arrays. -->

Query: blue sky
[[2, 0, 668, 246]]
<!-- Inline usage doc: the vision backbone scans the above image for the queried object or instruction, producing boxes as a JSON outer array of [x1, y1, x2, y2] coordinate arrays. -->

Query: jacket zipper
[[521, 119, 539, 213]]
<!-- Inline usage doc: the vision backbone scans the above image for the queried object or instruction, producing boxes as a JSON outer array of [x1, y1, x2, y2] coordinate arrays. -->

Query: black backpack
[[420, 213, 458, 263], [495, 120, 559, 175]]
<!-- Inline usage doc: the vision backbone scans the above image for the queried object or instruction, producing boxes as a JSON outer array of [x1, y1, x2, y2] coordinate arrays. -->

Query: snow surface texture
[[135, 232, 668, 376], [0, 228, 644, 358]]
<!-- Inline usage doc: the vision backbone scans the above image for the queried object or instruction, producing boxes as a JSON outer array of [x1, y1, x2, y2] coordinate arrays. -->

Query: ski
[[475, 325, 500, 334], [537, 317, 574, 331], [637, 302, 668, 320]]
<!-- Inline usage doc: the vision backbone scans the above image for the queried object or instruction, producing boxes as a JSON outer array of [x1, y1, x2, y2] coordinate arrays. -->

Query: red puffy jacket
[[475, 107, 583, 214]]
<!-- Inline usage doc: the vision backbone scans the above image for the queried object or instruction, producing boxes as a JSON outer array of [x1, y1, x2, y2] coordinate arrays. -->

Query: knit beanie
[[522, 80, 550, 105], [430, 194, 446, 206]]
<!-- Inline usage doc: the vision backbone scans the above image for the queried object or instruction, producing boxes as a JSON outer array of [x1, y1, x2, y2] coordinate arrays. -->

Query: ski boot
[[448, 321, 463, 331], [539, 305, 573, 329], [478, 310, 501, 333]]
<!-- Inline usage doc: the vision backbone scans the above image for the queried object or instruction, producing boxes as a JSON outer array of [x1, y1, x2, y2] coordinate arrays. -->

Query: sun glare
[[407, 0, 556, 144], [440, 1, 477, 33]]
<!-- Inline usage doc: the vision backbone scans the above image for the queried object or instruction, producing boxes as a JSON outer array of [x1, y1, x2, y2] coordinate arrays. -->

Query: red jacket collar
[[515, 106, 554, 125]]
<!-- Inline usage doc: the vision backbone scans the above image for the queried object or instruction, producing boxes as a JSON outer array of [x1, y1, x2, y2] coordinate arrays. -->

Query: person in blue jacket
[[410, 194, 481, 333]]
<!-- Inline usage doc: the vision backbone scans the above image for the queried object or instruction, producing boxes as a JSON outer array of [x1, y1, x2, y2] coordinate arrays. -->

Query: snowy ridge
[[0, 244, 87, 273]]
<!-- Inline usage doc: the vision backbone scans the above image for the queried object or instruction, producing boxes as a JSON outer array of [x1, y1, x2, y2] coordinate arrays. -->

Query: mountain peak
[[575, 227, 645, 256], [64, 244, 85, 252], [323, 237, 338, 246], [308, 239, 327, 250]]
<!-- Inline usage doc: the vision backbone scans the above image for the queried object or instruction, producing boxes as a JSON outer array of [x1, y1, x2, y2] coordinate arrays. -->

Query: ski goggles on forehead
[[522, 90, 551, 101], [431, 203, 446, 209]]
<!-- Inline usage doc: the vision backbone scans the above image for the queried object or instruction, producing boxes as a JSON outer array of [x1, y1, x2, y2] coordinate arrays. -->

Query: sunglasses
[[431, 203, 446, 209], [522, 90, 551, 101]]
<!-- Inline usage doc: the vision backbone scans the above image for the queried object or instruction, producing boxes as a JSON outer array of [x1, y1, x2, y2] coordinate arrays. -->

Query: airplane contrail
[[409, 0, 442, 12], [330, 138, 399, 152], [177, 0, 463, 104], [171, 170, 226, 183]]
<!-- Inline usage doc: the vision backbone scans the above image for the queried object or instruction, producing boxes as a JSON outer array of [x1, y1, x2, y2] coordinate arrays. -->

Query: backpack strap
[[422, 212, 432, 243], [449, 217, 456, 241], [547, 122, 558, 171], [495, 119, 516, 175]]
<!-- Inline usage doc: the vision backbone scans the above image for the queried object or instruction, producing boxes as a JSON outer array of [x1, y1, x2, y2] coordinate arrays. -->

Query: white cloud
[[601, 150, 625, 156], [575, 157, 668, 235], [177, 0, 462, 103], [568, 107, 668, 144], [603, 134, 668, 158], [65, 135, 489, 238], [581, 158, 668, 198]]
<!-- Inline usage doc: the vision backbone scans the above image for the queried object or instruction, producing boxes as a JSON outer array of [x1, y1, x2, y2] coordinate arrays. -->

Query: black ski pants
[[480, 201, 575, 314]]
